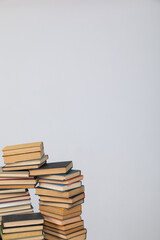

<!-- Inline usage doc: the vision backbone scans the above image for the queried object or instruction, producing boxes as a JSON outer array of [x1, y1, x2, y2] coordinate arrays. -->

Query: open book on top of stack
[[32, 162, 87, 240]]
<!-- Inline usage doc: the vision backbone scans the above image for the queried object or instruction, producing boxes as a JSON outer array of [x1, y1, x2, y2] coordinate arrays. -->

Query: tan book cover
[[3, 150, 44, 164], [2, 142, 43, 152]]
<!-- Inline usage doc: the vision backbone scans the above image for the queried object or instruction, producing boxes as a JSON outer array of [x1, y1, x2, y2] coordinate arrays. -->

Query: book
[[39, 193, 85, 204], [2, 212, 44, 227], [0, 168, 29, 178], [39, 170, 81, 181], [44, 233, 86, 240], [0, 204, 32, 213], [39, 204, 81, 216], [3, 161, 46, 171], [2, 224, 43, 233], [0, 195, 30, 203], [30, 161, 73, 176], [0, 184, 36, 189], [39, 175, 83, 185], [44, 220, 84, 231], [36, 186, 84, 198], [0, 200, 31, 209], [3, 150, 44, 164], [0, 191, 29, 199], [44, 228, 87, 239], [44, 225, 84, 235], [39, 181, 82, 192], [40, 210, 81, 220], [43, 215, 81, 226], [39, 199, 84, 209], [2, 142, 43, 156], [0, 178, 37, 185], [0, 208, 33, 217], [5, 155, 48, 167], [0, 228, 43, 240], [0, 189, 27, 194]]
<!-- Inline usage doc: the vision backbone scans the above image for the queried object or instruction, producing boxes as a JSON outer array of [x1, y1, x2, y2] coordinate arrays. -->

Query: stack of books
[[0, 141, 47, 225], [31, 161, 87, 240], [0, 169, 34, 225], [2, 142, 48, 172], [0, 188, 33, 226], [0, 212, 44, 240]]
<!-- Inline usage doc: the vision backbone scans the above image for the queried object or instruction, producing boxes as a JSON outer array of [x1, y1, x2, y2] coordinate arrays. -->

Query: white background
[[0, 1, 160, 239]]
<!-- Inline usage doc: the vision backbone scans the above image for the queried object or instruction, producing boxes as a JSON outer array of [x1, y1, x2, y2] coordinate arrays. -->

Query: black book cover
[[2, 212, 43, 224], [34, 161, 72, 170]]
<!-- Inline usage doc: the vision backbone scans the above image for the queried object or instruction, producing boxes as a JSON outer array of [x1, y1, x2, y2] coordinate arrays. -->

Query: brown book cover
[[39, 193, 85, 204], [39, 204, 81, 215], [36, 186, 84, 198], [39, 199, 83, 209], [44, 220, 84, 231], [40, 210, 81, 220], [44, 232, 86, 240], [44, 228, 87, 239], [44, 225, 84, 235]]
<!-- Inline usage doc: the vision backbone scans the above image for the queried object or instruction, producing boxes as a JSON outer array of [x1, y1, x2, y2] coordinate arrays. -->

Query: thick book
[[36, 185, 84, 198], [0, 228, 43, 240], [44, 233, 86, 240], [0, 168, 29, 178], [3, 150, 44, 164], [5, 155, 48, 167], [2, 142, 43, 156], [39, 170, 81, 181], [43, 215, 81, 226], [39, 181, 82, 192], [2, 212, 44, 227], [3, 224, 43, 233], [39, 175, 83, 185], [44, 225, 84, 235], [39, 204, 81, 216], [30, 161, 73, 176], [44, 220, 84, 231], [39, 199, 84, 209], [40, 210, 81, 220], [44, 228, 87, 239], [39, 193, 85, 204]]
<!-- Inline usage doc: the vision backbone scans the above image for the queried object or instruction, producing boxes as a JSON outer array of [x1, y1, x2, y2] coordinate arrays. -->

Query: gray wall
[[0, 1, 160, 239]]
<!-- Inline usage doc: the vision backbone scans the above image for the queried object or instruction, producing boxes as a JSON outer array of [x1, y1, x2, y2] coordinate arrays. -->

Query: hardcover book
[[2, 213, 44, 227], [30, 161, 73, 176]]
